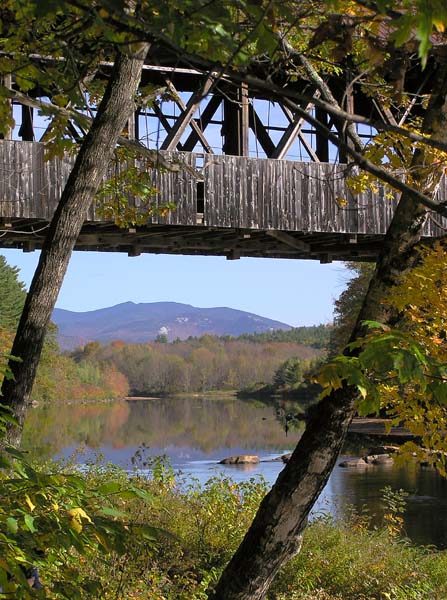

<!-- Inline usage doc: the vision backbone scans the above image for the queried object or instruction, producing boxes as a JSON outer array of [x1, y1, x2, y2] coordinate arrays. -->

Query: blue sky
[[1, 249, 348, 327]]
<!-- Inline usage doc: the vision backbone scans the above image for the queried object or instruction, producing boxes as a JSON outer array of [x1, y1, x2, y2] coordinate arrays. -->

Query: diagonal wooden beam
[[165, 78, 214, 153], [280, 108, 319, 162], [160, 75, 215, 151], [297, 133, 319, 162], [266, 230, 310, 252], [182, 94, 222, 152], [249, 104, 276, 157], [151, 103, 177, 141], [273, 92, 321, 160]]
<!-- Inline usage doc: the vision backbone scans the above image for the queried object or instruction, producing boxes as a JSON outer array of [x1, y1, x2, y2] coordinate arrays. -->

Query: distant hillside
[[52, 301, 293, 350]]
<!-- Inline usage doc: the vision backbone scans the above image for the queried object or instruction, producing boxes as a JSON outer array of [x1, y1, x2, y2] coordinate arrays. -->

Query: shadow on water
[[23, 396, 447, 548]]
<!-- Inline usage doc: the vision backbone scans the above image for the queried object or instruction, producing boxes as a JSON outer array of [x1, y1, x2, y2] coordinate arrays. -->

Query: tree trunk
[[209, 58, 447, 600], [1, 43, 149, 447]]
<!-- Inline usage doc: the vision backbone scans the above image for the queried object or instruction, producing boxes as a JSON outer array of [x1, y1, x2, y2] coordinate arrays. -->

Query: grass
[[81, 460, 447, 600], [3, 455, 447, 599]]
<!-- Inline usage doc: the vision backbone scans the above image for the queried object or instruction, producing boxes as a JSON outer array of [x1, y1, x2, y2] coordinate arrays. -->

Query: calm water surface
[[23, 395, 447, 548]]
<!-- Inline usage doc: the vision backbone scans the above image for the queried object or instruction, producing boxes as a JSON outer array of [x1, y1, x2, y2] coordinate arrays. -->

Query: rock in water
[[219, 455, 260, 465]]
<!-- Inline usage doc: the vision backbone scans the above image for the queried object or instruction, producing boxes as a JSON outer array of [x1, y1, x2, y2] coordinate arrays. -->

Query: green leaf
[[127, 487, 155, 503], [117, 490, 140, 500], [428, 380, 447, 404], [0, 455, 11, 469], [357, 392, 381, 417], [97, 482, 122, 495], [99, 506, 128, 518], [6, 517, 18, 534], [5, 446, 27, 461], [361, 320, 389, 331], [24, 514, 36, 533]]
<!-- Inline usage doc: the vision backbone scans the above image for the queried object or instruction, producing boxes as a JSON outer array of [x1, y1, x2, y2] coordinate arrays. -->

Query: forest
[[0, 254, 325, 401]]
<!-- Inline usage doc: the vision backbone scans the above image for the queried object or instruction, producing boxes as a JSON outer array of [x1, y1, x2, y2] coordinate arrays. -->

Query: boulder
[[219, 455, 260, 465], [339, 458, 369, 468], [261, 453, 291, 463], [364, 454, 377, 464], [371, 454, 394, 465]]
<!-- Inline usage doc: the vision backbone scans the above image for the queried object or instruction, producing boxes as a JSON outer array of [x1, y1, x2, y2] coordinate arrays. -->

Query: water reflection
[[23, 396, 447, 548], [327, 457, 447, 548], [23, 396, 301, 461]]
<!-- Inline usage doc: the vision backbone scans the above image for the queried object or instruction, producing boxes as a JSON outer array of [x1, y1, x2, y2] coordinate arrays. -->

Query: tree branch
[[8, 89, 183, 173]]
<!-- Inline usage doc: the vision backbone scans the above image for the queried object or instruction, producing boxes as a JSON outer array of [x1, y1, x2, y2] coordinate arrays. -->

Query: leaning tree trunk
[[1, 43, 149, 447], [209, 59, 447, 600]]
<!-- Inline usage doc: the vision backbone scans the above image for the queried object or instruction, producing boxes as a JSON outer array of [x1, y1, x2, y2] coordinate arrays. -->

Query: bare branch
[[8, 90, 183, 173]]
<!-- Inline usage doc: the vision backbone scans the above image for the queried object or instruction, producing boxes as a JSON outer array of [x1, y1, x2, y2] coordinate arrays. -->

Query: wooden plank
[[315, 108, 329, 162], [165, 79, 214, 154], [249, 105, 276, 158], [182, 94, 221, 151], [2, 75, 12, 140], [222, 84, 249, 157], [266, 230, 310, 251], [160, 75, 214, 151], [1, 141, 447, 243], [19, 106, 34, 141]]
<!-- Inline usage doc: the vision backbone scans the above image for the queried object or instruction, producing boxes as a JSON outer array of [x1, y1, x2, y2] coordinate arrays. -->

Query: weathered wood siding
[[0, 140, 446, 236], [203, 156, 446, 235]]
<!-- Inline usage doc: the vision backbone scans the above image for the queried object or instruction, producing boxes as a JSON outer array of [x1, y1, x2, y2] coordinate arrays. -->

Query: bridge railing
[[0, 140, 446, 237]]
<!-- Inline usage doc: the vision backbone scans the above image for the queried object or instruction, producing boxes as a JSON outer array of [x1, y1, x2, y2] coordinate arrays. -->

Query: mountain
[[52, 301, 292, 350]]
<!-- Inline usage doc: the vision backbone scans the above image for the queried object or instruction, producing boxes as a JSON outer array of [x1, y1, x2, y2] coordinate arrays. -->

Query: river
[[23, 395, 447, 549]]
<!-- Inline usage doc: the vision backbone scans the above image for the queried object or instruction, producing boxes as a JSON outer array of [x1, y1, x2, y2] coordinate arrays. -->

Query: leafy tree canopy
[[235, 325, 331, 350], [328, 263, 374, 357], [318, 242, 447, 472], [0, 255, 25, 332]]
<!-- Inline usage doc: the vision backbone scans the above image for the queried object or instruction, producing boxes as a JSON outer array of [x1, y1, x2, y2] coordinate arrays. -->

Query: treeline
[[71, 335, 320, 396], [0, 255, 129, 403], [0, 254, 327, 402], [33, 339, 129, 403], [233, 324, 331, 349]]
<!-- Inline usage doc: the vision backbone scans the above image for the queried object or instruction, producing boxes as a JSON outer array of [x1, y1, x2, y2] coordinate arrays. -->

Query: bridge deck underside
[[0, 218, 388, 262]]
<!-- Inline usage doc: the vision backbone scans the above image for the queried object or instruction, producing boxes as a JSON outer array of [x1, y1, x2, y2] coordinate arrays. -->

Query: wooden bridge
[[0, 140, 446, 262], [2, 54, 447, 262]]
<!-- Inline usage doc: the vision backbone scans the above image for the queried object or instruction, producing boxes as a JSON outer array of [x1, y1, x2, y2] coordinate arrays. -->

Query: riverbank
[[347, 417, 417, 446], [349, 417, 413, 438], [125, 390, 238, 402], [16, 463, 447, 599]]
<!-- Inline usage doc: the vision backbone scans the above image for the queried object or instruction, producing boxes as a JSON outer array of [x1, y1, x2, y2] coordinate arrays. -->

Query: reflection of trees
[[327, 459, 447, 548], [122, 397, 301, 452], [22, 401, 129, 457], [239, 395, 310, 436], [23, 397, 300, 457]]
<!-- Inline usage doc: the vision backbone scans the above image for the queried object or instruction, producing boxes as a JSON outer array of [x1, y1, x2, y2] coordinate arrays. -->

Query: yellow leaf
[[433, 20, 445, 33], [335, 196, 348, 208], [68, 507, 92, 523], [94, 531, 112, 551], [69, 516, 83, 534], [25, 494, 35, 512]]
